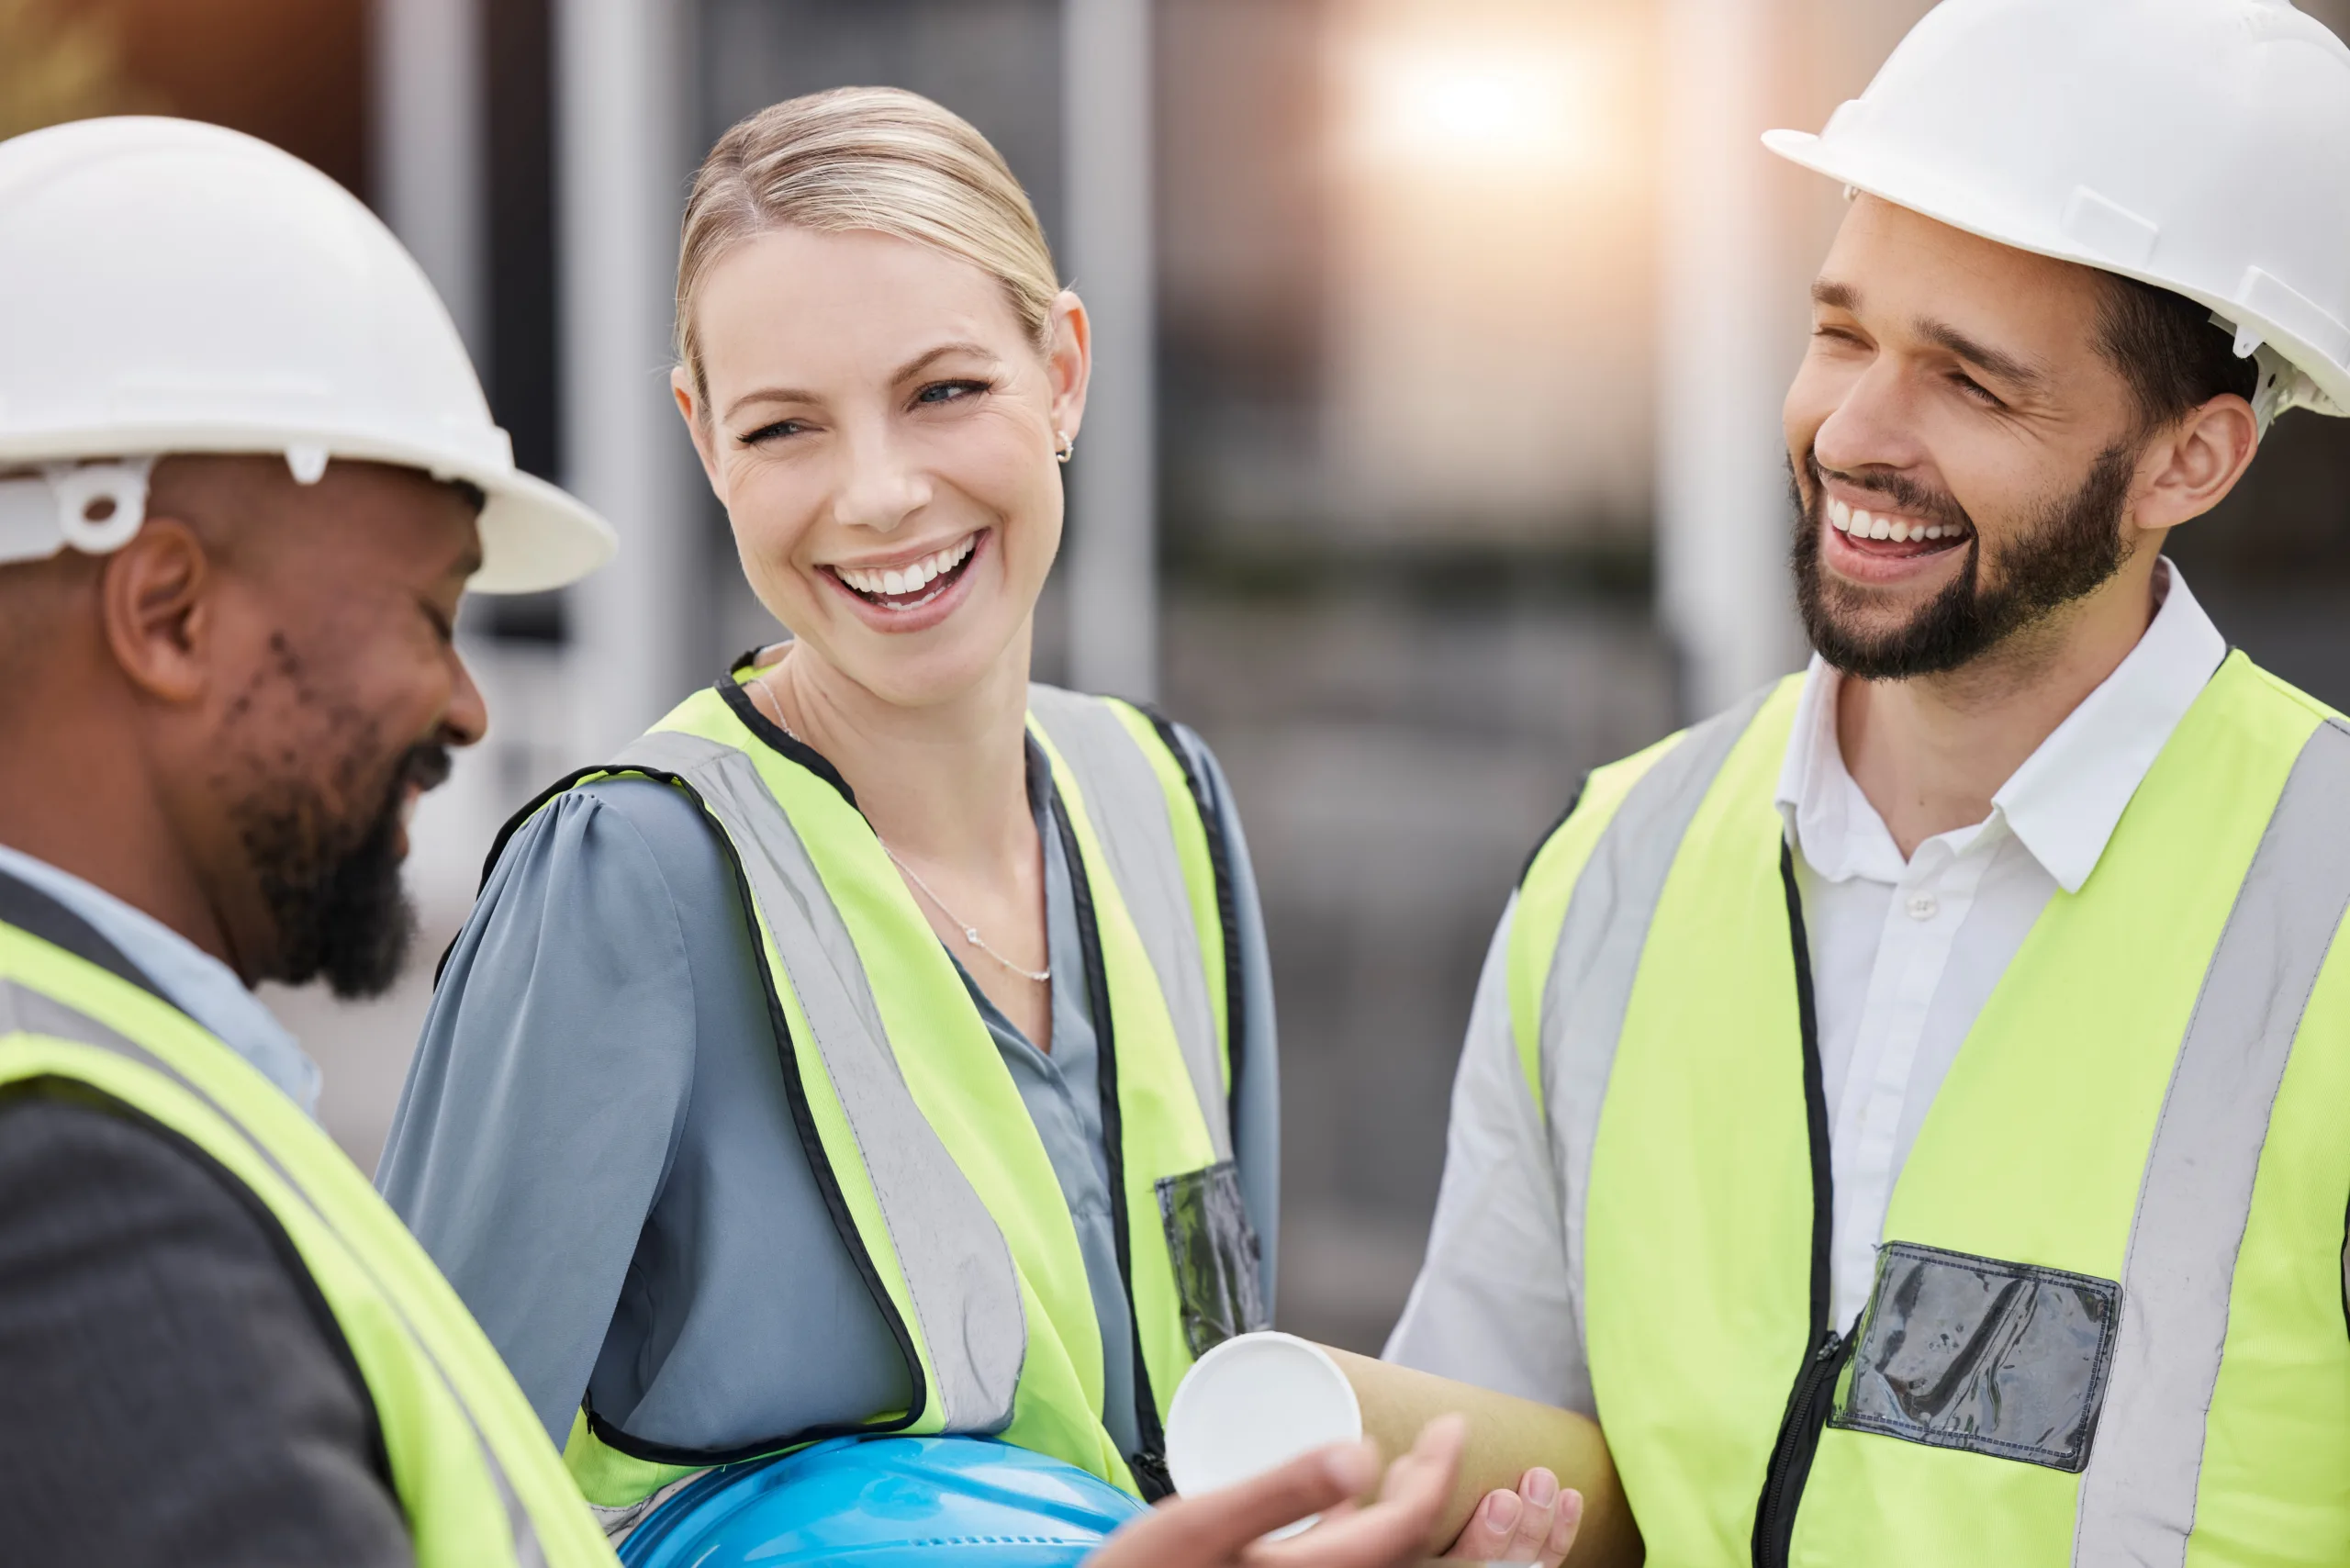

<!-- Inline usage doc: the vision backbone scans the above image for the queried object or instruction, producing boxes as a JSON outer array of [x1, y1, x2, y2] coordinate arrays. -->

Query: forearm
[[1384, 896, 1590, 1413]]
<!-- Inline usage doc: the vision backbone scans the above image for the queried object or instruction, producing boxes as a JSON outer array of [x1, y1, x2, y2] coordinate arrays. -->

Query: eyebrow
[[1812, 276, 2049, 391], [1812, 278, 1861, 313], [721, 341, 1001, 425], [891, 341, 996, 382]]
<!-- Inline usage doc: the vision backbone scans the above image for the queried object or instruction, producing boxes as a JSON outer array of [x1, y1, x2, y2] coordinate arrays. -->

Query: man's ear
[[2133, 395, 2260, 535], [99, 518, 214, 705]]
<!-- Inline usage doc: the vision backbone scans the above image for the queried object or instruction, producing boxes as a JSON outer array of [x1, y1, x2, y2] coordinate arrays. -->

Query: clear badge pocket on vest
[[1829, 1240, 2121, 1473], [1156, 1160, 1269, 1358]]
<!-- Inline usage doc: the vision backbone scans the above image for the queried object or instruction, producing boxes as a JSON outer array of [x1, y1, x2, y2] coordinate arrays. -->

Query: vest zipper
[[1055, 791, 1177, 1502], [1752, 1327, 1853, 1567], [1751, 841, 1841, 1568]]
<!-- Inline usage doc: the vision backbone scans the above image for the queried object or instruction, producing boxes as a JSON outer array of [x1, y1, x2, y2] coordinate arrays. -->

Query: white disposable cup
[[1164, 1331, 1365, 1538]]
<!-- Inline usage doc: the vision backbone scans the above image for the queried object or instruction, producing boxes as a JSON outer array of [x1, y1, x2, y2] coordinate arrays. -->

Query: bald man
[[0, 455, 490, 1562]]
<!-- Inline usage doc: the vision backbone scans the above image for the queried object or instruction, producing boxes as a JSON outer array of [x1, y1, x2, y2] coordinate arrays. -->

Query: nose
[[830, 420, 932, 535], [1810, 356, 1930, 481], [442, 646, 488, 749]]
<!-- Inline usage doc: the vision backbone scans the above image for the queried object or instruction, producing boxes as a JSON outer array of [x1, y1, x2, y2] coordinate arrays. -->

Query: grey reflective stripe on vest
[[2073, 718, 2350, 1567], [0, 980, 549, 1568], [1026, 685, 1232, 1160], [1538, 683, 1776, 1415], [614, 730, 1026, 1434]]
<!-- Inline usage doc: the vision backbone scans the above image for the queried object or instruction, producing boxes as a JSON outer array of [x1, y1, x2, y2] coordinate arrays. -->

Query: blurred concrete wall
[[1164, 588, 1673, 1344]]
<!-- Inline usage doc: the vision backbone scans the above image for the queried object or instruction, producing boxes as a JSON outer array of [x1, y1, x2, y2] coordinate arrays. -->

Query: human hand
[[1090, 1414, 1468, 1568], [1438, 1468, 1582, 1567]]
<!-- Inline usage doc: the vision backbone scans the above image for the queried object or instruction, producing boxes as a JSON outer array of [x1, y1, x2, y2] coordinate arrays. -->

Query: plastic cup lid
[[1164, 1331, 1364, 1534]]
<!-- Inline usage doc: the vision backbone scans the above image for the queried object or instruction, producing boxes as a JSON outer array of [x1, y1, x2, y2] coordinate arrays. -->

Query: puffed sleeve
[[377, 780, 699, 1444]]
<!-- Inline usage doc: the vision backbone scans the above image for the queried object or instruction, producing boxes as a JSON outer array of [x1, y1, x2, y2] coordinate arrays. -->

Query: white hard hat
[[0, 117, 614, 592], [1764, 0, 2350, 428]]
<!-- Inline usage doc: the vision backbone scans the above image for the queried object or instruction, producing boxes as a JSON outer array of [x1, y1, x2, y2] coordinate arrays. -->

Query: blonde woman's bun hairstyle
[[677, 85, 1062, 413]]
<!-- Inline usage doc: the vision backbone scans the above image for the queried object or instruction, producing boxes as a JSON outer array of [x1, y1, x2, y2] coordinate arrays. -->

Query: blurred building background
[[6, 0, 2350, 1353]]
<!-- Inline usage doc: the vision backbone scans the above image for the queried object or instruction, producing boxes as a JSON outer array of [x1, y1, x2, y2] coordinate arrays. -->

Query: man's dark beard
[[1791, 442, 2138, 679], [237, 744, 450, 1000]]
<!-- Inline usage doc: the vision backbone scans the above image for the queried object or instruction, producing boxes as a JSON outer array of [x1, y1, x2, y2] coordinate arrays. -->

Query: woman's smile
[[679, 218, 1078, 704], [818, 526, 990, 633]]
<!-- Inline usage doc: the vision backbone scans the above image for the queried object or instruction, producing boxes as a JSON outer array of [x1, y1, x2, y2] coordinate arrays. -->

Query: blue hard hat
[[617, 1435, 1150, 1568]]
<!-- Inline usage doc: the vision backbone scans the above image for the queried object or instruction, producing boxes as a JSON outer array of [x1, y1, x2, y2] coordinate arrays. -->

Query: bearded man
[[1385, 1, 2350, 1564], [0, 118, 621, 1566]]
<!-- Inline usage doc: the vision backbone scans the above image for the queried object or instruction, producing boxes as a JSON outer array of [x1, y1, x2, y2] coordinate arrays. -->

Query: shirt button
[[1907, 893, 1939, 921]]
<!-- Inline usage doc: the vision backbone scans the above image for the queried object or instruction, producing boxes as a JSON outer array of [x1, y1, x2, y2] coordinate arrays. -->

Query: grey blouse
[[376, 719, 1277, 1461]]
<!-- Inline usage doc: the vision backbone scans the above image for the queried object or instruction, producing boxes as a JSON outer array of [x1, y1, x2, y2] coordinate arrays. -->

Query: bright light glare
[[1343, 42, 1592, 171]]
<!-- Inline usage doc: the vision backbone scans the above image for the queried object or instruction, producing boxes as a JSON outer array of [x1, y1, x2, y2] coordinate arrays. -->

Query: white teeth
[[1828, 496, 1968, 546], [833, 533, 979, 601]]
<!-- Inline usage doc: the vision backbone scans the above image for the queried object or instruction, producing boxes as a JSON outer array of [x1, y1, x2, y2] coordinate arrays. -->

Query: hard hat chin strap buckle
[[2243, 344, 2321, 438], [49, 459, 154, 553], [0, 458, 155, 567], [2210, 311, 2316, 437]]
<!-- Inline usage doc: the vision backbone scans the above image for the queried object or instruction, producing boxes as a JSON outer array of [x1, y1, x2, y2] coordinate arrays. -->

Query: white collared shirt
[[1780, 560, 2225, 1327], [0, 842, 321, 1113], [1386, 563, 2228, 1405]]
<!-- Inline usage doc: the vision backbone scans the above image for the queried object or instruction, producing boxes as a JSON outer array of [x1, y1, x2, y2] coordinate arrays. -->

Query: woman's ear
[[1046, 289, 1092, 443], [673, 365, 727, 499], [2133, 393, 2259, 538]]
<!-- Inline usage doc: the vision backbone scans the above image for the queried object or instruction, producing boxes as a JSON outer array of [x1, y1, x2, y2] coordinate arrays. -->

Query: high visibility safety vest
[[0, 878, 619, 1567], [500, 673, 1267, 1524], [1510, 653, 2350, 1568]]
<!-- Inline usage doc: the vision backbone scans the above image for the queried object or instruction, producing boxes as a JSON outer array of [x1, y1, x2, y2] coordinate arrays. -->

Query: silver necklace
[[751, 672, 1050, 985], [879, 842, 1052, 984]]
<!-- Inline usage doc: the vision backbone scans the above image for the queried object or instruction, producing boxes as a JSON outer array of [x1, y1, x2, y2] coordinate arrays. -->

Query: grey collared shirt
[[378, 724, 1278, 1459]]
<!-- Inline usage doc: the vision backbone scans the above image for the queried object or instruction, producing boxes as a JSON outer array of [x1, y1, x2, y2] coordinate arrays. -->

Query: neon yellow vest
[[509, 676, 1264, 1525], [1511, 654, 2350, 1568], [0, 881, 617, 1567]]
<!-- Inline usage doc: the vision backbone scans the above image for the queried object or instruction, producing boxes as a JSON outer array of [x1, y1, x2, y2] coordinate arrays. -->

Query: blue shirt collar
[[0, 842, 321, 1113]]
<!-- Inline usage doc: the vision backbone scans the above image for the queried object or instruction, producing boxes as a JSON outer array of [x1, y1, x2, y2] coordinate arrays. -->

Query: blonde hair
[[676, 86, 1061, 409]]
